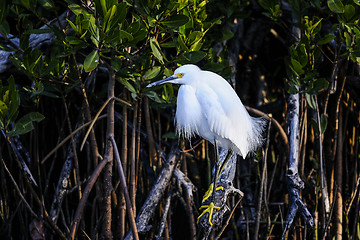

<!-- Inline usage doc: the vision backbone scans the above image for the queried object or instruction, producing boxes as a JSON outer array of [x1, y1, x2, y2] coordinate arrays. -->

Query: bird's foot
[[197, 202, 221, 226], [197, 184, 224, 226], [202, 183, 224, 202]]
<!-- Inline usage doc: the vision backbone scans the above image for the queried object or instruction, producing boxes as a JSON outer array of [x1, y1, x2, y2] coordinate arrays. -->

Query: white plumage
[[147, 64, 266, 158]]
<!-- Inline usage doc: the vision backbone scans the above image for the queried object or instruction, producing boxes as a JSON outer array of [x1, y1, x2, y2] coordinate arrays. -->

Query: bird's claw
[[202, 183, 224, 202], [197, 184, 224, 226], [197, 202, 221, 226]]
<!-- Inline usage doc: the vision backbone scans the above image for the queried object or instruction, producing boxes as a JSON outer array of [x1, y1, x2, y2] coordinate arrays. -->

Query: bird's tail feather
[[248, 116, 268, 153]]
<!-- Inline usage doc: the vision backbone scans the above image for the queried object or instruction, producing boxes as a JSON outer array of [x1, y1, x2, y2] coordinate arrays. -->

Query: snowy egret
[[147, 64, 266, 225]]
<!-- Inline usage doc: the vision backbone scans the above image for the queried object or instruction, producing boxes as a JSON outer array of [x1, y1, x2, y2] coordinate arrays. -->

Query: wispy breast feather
[[175, 85, 202, 139]]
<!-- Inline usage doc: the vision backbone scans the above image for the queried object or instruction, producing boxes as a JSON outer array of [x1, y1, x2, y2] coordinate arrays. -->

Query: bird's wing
[[195, 85, 233, 141]]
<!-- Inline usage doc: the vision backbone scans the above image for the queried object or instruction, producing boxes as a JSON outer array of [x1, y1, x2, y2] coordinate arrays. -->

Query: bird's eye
[[175, 73, 184, 78]]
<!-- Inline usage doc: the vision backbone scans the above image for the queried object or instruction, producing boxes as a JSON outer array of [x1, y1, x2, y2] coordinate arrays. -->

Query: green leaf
[[177, 35, 189, 52], [84, 50, 99, 72], [111, 57, 122, 72], [7, 76, 19, 124], [162, 15, 190, 28], [89, 16, 99, 47], [110, 2, 127, 29], [66, 19, 78, 33], [0, 99, 8, 119], [23, 81, 44, 98], [320, 114, 328, 134], [69, 4, 89, 17], [291, 58, 304, 75], [310, 118, 320, 135], [344, 31, 351, 48], [150, 38, 164, 63], [143, 66, 161, 80], [100, 0, 107, 17], [0, 0, 9, 24], [327, 0, 344, 13], [344, 4, 355, 21], [259, 0, 275, 10], [221, 29, 234, 41], [23, 49, 42, 74], [21, 0, 30, 9], [0, 20, 10, 37], [38, 0, 54, 9], [103, 5, 117, 32], [18, 112, 45, 124], [175, 51, 207, 64], [7, 122, 34, 137], [318, 34, 335, 45], [312, 78, 329, 93], [305, 93, 316, 109], [6, 112, 45, 137], [162, 84, 174, 102], [120, 30, 133, 42], [144, 90, 163, 103], [184, 51, 207, 63], [119, 78, 137, 95]]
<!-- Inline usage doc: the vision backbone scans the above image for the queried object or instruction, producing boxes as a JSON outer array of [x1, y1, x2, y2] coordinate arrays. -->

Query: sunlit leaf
[[100, 0, 107, 17], [305, 93, 316, 109], [84, 50, 99, 72], [66, 19, 78, 33], [0, 100, 8, 119], [150, 38, 164, 63], [103, 5, 117, 32], [143, 66, 161, 80], [38, 0, 54, 9]]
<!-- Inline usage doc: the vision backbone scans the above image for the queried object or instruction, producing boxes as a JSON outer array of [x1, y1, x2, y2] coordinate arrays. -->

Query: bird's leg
[[218, 150, 234, 175], [201, 149, 233, 202], [197, 140, 223, 226]]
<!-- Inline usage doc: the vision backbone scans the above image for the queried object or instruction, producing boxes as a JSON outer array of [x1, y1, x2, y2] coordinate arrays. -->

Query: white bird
[[147, 64, 266, 225]]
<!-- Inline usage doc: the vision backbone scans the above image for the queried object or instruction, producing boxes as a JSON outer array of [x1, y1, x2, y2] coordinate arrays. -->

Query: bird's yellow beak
[[146, 73, 183, 88]]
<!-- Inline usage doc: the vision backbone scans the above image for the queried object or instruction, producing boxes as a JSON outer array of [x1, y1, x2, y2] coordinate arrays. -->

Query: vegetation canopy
[[0, 0, 360, 239]]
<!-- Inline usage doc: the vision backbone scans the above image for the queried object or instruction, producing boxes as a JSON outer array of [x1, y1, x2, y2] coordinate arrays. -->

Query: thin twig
[[215, 194, 244, 240], [80, 97, 114, 151], [130, 101, 138, 215], [110, 135, 139, 240], [41, 114, 107, 164], [69, 158, 110, 240], [1, 159, 38, 218]]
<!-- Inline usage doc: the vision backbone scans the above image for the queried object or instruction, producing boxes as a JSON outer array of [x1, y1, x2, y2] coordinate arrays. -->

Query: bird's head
[[146, 64, 200, 88]]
